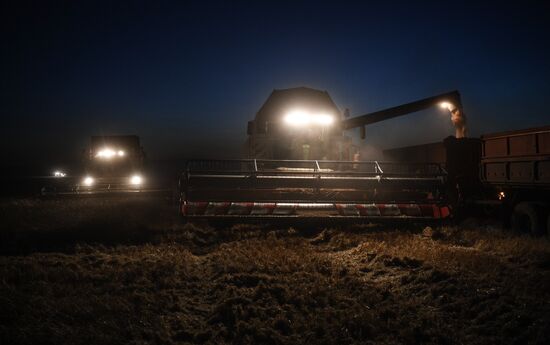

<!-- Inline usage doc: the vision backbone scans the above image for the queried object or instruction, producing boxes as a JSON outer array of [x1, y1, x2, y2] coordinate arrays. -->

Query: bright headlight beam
[[284, 110, 311, 126], [83, 176, 94, 186], [96, 148, 126, 159], [96, 148, 116, 158], [130, 175, 142, 185], [284, 110, 334, 126], [314, 113, 334, 125]]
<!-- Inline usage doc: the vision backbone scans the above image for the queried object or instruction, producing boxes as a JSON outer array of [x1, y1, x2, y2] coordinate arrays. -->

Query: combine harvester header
[[180, 159, 450, 220]]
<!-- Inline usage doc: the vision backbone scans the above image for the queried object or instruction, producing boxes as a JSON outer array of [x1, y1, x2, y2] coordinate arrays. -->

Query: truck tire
[[511, 202, 544, 236]]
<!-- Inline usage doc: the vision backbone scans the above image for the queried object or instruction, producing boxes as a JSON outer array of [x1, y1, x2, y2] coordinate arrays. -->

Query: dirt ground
[[1, 197, 549, 344]]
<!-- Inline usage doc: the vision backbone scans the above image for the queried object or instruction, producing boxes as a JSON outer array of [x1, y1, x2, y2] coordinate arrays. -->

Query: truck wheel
[[511, 202, 544, 236]]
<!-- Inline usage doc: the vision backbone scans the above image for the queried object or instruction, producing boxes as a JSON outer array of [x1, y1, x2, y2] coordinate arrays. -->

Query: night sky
[[1, 1, 549, 168]]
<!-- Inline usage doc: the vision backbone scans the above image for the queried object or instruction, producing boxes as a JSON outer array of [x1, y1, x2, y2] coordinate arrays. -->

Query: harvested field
[[1, 197, 549, 344]]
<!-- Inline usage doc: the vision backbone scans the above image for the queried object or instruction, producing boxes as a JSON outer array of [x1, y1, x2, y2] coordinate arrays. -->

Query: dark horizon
[[2, 1, 549, 170]]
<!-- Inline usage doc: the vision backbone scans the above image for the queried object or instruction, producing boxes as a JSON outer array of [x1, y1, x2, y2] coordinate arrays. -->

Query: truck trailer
[[480, 126, 550, 234], [384, 127, 550, 235]]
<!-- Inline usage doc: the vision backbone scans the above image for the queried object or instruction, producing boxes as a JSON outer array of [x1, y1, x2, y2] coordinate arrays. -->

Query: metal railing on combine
[[180, 159, 450, 219]]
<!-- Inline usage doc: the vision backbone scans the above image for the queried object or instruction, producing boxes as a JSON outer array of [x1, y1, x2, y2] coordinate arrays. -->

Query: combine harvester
[[180, 88, 466, 221], [75, 135, 147, 194], [46, 135, 167, 196]]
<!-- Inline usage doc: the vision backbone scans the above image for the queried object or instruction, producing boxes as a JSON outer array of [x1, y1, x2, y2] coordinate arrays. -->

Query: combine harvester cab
[[180, 159, 451, 221]]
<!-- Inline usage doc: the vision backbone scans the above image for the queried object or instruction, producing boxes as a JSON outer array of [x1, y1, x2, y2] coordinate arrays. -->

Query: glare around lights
[[284, 110, 310, 125], [284, 110, 334, 126], [96, 148, 127, 159], [439, 102, 454, 111], [96, 148, 116, 158], [130, 175, 142, 185], [314, 113, 334, 125], [83, 176, 94, 186]]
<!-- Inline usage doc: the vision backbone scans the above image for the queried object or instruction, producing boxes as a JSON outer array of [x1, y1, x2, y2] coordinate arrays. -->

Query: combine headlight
[[96, 148, 116, 159], [284, 110, 334, 127], [284, 110, 310, 126], [314, 113, 334, 125], [130, 175, 142, 185], [53, 170, 66, 177], [96, 148, 126, 159], [83, 176, 94, 186]]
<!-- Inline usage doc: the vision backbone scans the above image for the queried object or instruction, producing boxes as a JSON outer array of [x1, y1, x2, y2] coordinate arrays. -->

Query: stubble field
[[1, 196, 549, 344]]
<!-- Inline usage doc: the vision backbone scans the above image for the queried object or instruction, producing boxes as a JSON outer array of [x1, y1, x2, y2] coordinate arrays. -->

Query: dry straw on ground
[[1, 197, 549, 344]]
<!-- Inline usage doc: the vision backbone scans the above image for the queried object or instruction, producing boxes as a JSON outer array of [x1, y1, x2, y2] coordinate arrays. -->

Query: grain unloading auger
[[180, 159, 450, 220]]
